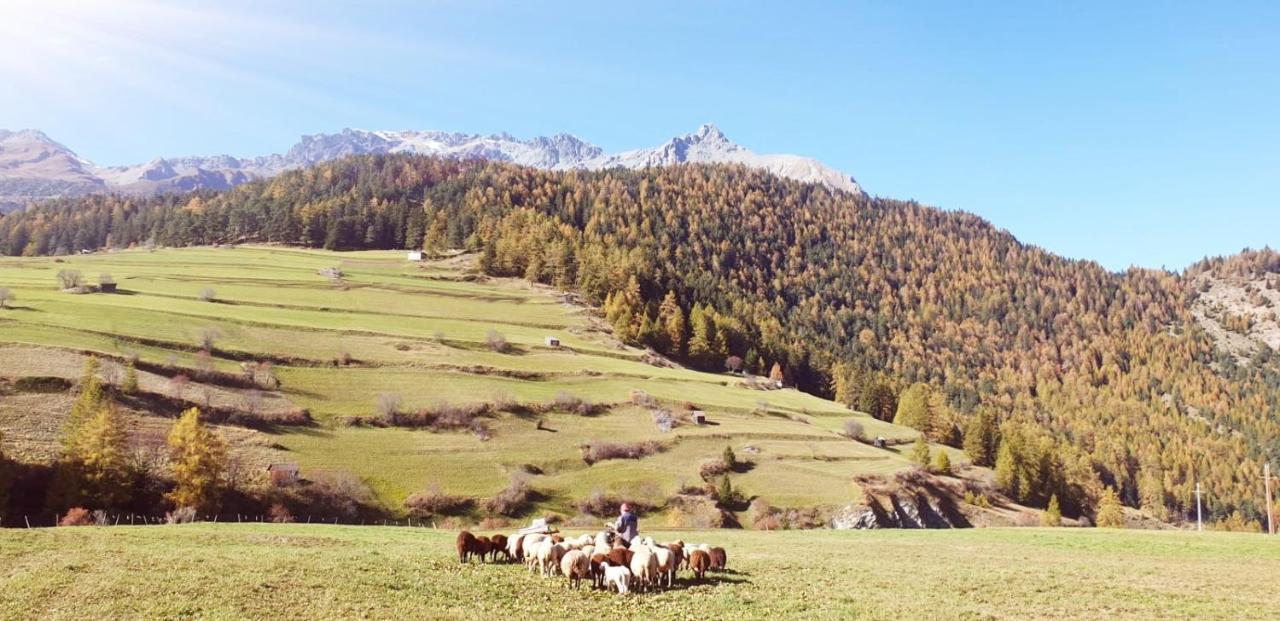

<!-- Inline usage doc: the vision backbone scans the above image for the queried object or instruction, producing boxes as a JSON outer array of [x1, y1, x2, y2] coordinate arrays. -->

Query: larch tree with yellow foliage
[[166, 408, 228, 511], [63, 356, 104, 452], [70, 403, 132, 509]]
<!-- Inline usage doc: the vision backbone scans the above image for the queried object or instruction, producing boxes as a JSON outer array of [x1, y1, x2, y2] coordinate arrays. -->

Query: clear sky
[[1, 1, 1276, 271]]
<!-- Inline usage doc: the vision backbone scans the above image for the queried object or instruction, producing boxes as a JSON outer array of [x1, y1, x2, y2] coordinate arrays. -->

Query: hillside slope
[[0, 155, 1276, 526], [0, 246, 969, 523]]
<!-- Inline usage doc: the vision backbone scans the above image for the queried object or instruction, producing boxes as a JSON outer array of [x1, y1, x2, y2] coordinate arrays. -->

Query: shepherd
[[613, 502, 639, 546]]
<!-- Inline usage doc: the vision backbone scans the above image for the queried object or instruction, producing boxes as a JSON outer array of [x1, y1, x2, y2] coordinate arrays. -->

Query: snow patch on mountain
[[0, 123, 862, 211]]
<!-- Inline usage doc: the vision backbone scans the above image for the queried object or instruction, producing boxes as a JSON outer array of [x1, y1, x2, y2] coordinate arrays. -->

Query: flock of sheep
[[457, 529, 727, 594]]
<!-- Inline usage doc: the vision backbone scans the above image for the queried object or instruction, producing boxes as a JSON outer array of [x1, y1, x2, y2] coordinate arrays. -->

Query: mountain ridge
[[0, 123, 862, 210]]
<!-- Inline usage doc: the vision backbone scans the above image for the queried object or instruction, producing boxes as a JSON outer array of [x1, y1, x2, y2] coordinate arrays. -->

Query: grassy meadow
[[1, 523, 1277, 620], [0, 245, 939, 513]]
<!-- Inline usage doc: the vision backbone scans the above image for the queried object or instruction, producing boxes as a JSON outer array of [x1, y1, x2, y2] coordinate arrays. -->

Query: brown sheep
[[489, 534, 510, 562], [550, 534, 565, 544], [589, 553, 609, 589], [663, 543, 684, 585], [709, 547, 727, 571], [474, 535, 494, 563], [605, 546, 633, 571], [456, 531, 483, 563], [689, 549, 711, 581]]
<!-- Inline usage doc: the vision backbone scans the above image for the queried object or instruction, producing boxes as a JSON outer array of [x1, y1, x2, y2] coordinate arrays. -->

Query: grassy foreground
[[1, 524, 1277, 620]]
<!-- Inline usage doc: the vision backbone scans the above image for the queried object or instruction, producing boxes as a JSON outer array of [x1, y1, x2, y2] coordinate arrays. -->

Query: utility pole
[[1195, 482, 1203, 532], [1266, 462, 1275, 536]]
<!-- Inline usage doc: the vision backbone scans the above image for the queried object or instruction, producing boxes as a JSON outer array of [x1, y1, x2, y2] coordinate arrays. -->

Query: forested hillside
[[2, 154, 1278, 525]]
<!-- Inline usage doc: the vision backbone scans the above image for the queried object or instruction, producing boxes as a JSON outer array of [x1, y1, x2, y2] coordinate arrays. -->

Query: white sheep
[[652, 546, 676, 588], [593, 530, 611, 550], [629, 546, 658, 593], [523, 534, 548, 572], [560, 549, 590, 589], [602, 562, 632, 594], [507, 533, 525, 562]]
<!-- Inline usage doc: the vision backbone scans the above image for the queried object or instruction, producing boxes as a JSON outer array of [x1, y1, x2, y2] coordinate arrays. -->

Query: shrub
[[581, 440, 666, 465], [490, 391, 517, 412], [843, 419, 866, 441], [714, 476, 744, 509], [56, 269, 84, 290], [165, 506, 198, 524], [931, 449, 952, 475], [1041, 494, 1062, 527], [199, 287, 217, 302], [722, 445, 738, 470], [1211, 511, 1261, 533], [478, 517, 510, 530], [122, 362, 139, 394], [652, 408, 676, 432], [483, 473, 533, 516], [376, 392, 403, 418], [750, 499, 781, 530], [269, 503, 294, 523], [550, 392, 605, 416], [198, 328, 221, 352], [575, 491, 653, 517], [909, 436, 931, 465], [630, 389, 657, 407], [60, 507, 94, 526], [383, 401, 491, 434], [298, 470, 375, 520], [485, 329, 508, 353], [699, 459, 730, 481], [404, 485, 474, 517]]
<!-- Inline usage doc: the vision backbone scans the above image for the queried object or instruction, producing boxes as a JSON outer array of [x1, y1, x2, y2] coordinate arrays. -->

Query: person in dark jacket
[[614, 502, 639, 545]]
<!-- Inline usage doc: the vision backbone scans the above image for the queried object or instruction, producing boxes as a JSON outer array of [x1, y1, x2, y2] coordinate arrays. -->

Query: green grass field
[[0, 246, 936, 514], [1, 524, 1276, 620]]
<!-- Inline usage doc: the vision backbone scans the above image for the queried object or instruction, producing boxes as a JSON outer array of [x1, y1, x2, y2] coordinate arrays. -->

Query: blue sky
[[1, 1, 1276, 270]]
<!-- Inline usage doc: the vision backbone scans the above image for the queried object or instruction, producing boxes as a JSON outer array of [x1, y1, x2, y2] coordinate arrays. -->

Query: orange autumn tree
[[166, 408, 228, 512]]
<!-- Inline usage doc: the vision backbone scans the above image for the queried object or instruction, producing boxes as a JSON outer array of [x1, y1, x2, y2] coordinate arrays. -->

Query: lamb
[[688, 549, 711, 581], [709, 547, 727, 571], [629, 546, 658, 593], [560, 549, 591, 589], [574, 533, 594, 547], [456, 531, 483, 563], [489, 534, 510, 562], [602, 562, 632, 594]]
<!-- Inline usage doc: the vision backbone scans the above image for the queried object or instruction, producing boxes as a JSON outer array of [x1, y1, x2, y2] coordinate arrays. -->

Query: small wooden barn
[[267, 463, 300, 486], [406, 250, 424, 261], [544, 336, 561, 348], [692, 410, 708, 425]]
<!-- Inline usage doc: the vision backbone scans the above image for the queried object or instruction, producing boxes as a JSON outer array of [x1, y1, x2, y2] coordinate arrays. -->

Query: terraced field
[[0, 245, 946, 514]]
